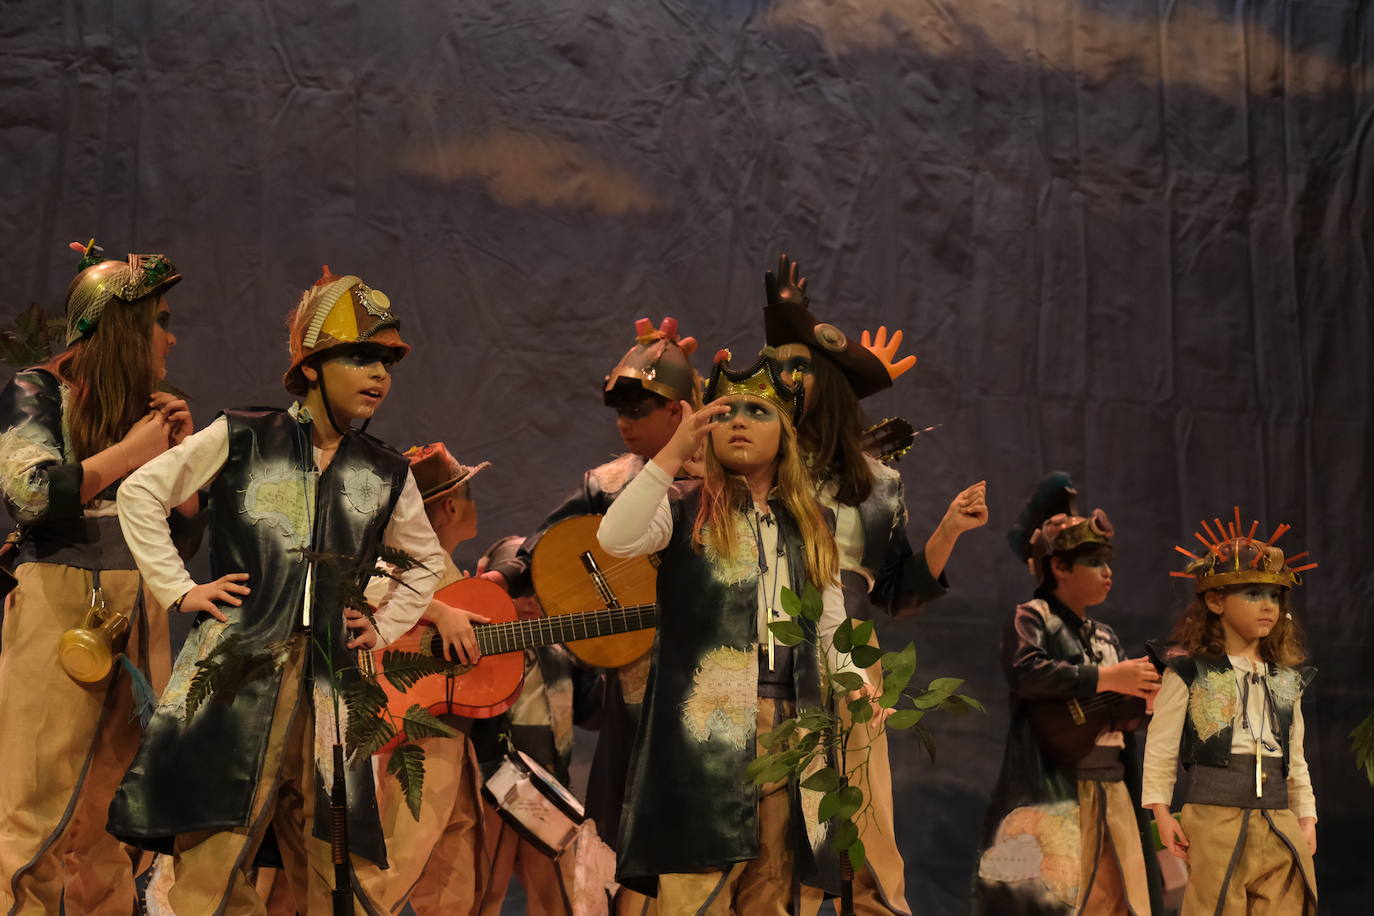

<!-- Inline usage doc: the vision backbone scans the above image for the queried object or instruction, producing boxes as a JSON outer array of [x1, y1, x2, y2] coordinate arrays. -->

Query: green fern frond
[[387, 742, 427, 820]]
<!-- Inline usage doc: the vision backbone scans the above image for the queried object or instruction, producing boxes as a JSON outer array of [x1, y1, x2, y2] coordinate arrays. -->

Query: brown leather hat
[[404, 443, 490, 503]]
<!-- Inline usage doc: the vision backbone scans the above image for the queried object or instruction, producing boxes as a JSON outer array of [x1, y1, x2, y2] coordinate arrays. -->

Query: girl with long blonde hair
[[598, 349, 874, 914]]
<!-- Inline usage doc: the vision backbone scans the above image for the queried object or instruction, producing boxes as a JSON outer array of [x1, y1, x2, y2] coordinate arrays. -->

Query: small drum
[[483, 750, 586, 858]]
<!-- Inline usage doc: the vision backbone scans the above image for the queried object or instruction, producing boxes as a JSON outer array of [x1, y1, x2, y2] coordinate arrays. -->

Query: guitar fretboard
[[472, 603, 657, 657]]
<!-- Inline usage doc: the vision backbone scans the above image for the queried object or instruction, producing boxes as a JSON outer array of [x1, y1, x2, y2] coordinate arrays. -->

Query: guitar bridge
[[580, 552, 622, 609], [1067, 698, 1086, 726]]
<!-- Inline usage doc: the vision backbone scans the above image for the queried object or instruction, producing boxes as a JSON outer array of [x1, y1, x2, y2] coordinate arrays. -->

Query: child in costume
[[109, 267, 447, 914], [0, 241, 193, 915], [973, 473, 1161, 915], [490, 317, 700, 916], [1143, 512, 1318, 914], [354, 443, 493, 915], [761, 254, 988, 915], [597, 348, 874, 914]]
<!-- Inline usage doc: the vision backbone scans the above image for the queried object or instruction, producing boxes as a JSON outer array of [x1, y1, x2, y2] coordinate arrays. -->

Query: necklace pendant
[[767, 631, 776, 671], [1254, 740, 1264, 797]]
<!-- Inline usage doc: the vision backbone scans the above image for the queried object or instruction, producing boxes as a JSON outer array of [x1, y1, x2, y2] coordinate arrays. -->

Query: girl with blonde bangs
[[693, 403, 839, 592], [598, 350, 873, 913]]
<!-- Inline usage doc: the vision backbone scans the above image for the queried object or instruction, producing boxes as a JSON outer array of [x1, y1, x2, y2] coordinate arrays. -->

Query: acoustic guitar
[[1024, 691, 1147, 767], [530, 514, 658, 669], [363, 576, 656, 753]]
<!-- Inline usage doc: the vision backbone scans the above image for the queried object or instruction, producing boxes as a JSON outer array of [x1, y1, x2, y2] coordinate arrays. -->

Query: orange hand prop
[[860, 326, 917, 381]]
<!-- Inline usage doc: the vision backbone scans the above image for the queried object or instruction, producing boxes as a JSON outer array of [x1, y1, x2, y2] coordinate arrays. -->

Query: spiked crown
[[1170, 507, 1316, 593]]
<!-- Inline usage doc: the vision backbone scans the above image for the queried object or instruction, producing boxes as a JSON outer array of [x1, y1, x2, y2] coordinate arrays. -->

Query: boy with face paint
[[486, 317, 700, 916], [760, 254, 988, 915], [973, 474, 1161, 916], [1142, 515, 1318, 913], [109, 267, 447, 914]]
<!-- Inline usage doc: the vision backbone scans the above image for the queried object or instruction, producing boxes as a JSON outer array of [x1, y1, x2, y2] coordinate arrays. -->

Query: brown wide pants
[[1178, 804, 1316, 915], [164, 638, 383, 916], [0, 563, 169, 916], [655, 698, 825, 916]]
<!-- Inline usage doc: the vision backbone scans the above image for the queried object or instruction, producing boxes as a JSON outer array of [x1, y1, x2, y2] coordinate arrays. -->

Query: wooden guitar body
[[1024, 692, 1147, 767], [369, 578, 525, 753], [530, 514, 657, 668]]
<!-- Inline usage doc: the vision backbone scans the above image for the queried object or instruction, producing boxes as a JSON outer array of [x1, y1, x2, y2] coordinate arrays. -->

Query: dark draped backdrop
[[2, 1, 1371, 912]]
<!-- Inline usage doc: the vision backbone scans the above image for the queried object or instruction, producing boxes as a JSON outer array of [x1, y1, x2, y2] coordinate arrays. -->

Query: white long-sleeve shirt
[[117, 414, 445, 647], [596, 460, 867, 682], [1141, 658, 1316, 820]]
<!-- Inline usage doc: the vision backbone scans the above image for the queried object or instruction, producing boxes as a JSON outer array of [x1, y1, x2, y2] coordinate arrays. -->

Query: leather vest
[[616, 483, 838, 895], [1166, 653, 1313, 776], [110, 407, 408, 864]]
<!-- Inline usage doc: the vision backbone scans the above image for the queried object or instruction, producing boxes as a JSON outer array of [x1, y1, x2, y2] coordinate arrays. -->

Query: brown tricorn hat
[[761, 255, 892, 400]]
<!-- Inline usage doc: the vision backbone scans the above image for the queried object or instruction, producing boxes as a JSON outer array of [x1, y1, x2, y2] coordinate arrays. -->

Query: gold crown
[[1169, 507, 1316, 593], [703, 348, 802, 419]]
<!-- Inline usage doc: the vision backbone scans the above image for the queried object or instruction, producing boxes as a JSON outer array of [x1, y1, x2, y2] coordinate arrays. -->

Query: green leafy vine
[[745, 583, 983, 871]]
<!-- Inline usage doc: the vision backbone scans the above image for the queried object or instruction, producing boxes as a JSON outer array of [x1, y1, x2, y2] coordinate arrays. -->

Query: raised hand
[[149, 391, 194, 446], [860, 326, 917, 381], [177, 572, 249, 623], [764, 253, 809, 306], [654, 400, 729, 474], [939, 480, 988, 535]]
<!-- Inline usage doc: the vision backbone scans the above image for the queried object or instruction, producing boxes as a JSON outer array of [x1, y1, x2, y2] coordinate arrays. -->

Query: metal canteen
[[59, 592, 130, 683]]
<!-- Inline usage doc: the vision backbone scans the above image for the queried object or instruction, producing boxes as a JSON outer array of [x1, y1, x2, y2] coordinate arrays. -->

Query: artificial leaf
[[348, 713, 398, 761], [745, 754, 781, 782], [851, 619, 875, 648], [801, 767, 840, 793], [387, 742, 427, 820], [954, 693, 987, 713], [889, 643, 918, 678], [831, 671, 865, 692], [779, 586, 802, 618], [761, 718, 799, 750], [798, 709, 832, 732], [913, 722, 937, 762], [849, 698, 875, 724], [798, 583, 824, 621], [886, 709, 926, 729], [829, 817, 860, 852], [767, 620, 805, 647], [379, 650, 449, 691], [341, 679, 386, 721], [401, 704, 460, 740], [832, 618, 854, 654], [850, 645, 882, 669]]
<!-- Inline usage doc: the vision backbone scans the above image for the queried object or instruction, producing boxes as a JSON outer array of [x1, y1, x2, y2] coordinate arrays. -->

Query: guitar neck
[[475, 604, 657, 657]]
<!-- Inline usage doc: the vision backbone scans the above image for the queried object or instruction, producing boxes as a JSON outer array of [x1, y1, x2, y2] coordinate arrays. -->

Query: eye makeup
[[711, 398, 778, 424]]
